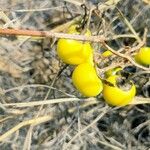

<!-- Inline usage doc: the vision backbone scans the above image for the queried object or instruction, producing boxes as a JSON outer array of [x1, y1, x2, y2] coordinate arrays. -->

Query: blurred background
[[0, 0, 150, 149]]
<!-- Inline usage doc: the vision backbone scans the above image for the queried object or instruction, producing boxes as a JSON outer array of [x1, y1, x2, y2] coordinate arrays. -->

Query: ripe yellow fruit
[[72, 63, 103, 97], [86, 52, 94, 66], [102, 50, 113, 57], [134, 47, 150, 65], [57, 40, 93, 65], [105, 67, 122, 78], [57, 25, 93, 65], [102, 75, 136, 106]]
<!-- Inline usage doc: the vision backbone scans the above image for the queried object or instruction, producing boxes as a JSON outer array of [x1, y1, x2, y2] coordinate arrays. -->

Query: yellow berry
[[134, 47, 150, 65], [102, 75, 136, 106], [57, 25, 93, 65], [57, 40, 93, 65], [72, 63, 103, 97], [102, 50, 113, 57]]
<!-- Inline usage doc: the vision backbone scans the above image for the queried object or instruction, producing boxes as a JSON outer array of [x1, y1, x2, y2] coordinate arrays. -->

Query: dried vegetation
[[0, 0, 150, 150]]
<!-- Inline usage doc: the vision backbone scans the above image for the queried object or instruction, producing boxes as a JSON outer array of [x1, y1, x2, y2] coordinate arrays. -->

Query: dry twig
[[0, 28, 106, 42], [0, 115, 53, 142], [103, 43, 150, 71]]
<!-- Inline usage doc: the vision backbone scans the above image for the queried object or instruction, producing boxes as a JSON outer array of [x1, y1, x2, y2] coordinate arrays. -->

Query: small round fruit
[[57, 40, 93, 65], [72, 63, 103, 97], [102, 75, 136, 106], [105, 67, 122, 78], [134, 47, 150, 65], [102, 50, 113, 57], [57, 25, 93, 65]]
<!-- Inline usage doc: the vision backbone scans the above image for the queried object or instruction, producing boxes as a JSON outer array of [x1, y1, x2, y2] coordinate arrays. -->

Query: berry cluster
[[56, 24, 150, 106], [57, 24, 102, 97]]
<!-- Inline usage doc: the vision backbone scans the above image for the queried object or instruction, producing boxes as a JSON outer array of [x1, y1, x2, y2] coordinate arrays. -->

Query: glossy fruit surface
[[102, 75, 136, 106], [102, 50, 113, 57], [72, 63, 103, 97], [57, 40, 93, 64], [105, 67, 122, 78], [57, 25, 92, 65], [134, 47, 150, 65]]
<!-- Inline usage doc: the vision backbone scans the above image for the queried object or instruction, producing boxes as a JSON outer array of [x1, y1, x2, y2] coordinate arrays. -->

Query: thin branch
[[0, 115, 53, 141], [13, 6, 64, 12], [98, 62, 125, 73], [130, 28, 148, 53], [131, 70, 150, 78], [0, 28, 140, 41], [130, 97, 150, 105], [0, 28, 106, 43], [2, 98, 96, 108], [63, 106, 110, 150], [111, 34, 136, 39], [63, 0, 83, 6], [0, 28, 149, 71], [4, 84, 74, 97], [2, 96, 150, 108], [116, 7, 142, 43], [103, 43, 150, 71]]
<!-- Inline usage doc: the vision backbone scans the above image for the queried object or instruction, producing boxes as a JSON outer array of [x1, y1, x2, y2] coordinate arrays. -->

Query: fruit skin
[[57, 40, 93, 65], [102, 75, 136, 106], [72, 63, 103, 97], [102, 50, 113, 57], [105, 67, 122, 78], [134, 47, 150, 65], [57, 25, 93, 65]]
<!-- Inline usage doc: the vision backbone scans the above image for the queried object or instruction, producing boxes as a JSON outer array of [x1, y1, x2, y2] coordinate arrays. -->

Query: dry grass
[[0, 0, 150, 150]]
